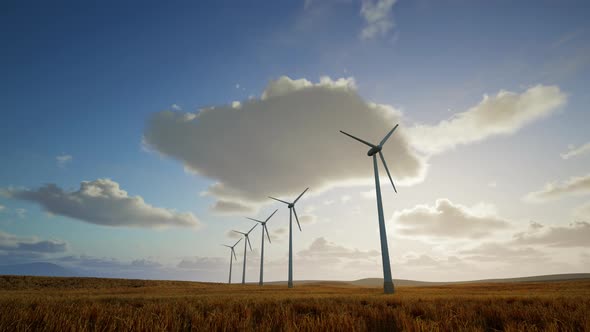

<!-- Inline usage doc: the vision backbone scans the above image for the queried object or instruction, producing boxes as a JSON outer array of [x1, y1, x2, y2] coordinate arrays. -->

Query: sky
[[1, 0, 589, 282]]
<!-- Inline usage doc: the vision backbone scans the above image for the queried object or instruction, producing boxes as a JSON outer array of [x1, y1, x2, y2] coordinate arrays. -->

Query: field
[[0, 276, 589, 331]]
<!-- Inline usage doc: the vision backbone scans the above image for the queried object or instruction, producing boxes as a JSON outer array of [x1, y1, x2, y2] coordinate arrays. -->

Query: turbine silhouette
[[232, 223, 258, 285], [247, 209, 278, 286], [221, 238, 242, 284], [340, 124, 399, 294], [269, 188, 309, 288]]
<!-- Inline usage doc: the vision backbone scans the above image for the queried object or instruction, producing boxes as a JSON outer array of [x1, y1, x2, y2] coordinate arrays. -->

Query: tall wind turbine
[[247, 209, 278, 286], [222, 238, 242, 284], [340, 124, 399, 294], [269, 188, 309, 289], [233, 223, 258, 285]]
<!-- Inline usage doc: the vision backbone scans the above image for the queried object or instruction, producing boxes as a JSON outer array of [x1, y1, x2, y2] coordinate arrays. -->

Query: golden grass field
[[0, 275, 589, 331]]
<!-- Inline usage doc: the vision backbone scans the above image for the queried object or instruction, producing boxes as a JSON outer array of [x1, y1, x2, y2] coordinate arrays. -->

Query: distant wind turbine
[[232, 223, 258, 285], [269, 188, 309, 288], [340, 124, 399, 294], [221, 238, 242, 284], [247, 209, 278, 286]]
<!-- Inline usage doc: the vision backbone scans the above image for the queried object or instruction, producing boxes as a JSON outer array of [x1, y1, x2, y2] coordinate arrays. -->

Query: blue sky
[[1, 0, 589, 281]]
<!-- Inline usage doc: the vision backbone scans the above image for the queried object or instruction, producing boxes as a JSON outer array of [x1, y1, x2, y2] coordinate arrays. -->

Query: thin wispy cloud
[[408, 85, 567, 155], [524, 173, 590, 202], [561, 142, 590, 159], [360, 0, 398, 40], [56, 154, 72, 168]]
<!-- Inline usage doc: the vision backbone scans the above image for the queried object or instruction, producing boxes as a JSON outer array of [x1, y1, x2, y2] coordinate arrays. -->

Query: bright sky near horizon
[[1, 0, 589, 282]]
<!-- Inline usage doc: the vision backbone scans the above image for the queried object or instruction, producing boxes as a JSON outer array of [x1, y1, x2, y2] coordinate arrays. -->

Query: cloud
[[3, 179, 200, 228], [211, 200, 255, 215], [459, 242, 546, 263], [360, 0, 397, 40], [177, 256, 226, 270], [408, 85, 567, 154], [393, 199, 510, 239], [524, 173, 590, 202], [170, 104, 182, 111], [511, 221, 590, 247], [561, 142, 590, 159], [0, 230, 67, 253], [0, 204, 4, 212], [298, 237, 380, 260], [573, 201, 590, 220], [144, 76, 425, 206], [56, 154, 72, 168]]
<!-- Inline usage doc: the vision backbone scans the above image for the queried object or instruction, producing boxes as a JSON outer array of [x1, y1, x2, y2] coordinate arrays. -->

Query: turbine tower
[[269, 188, 309, 289], [247, 209, 278, 286], [340, 124, 399, 294], [233, 223, 258, 285], [222, 238, 242, 284]]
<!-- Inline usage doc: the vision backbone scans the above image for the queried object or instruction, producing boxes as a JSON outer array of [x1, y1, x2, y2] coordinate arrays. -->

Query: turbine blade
[[247, 217, 264, 223], [222, 244, 232, 248], [265, 209, 278, 222], [265, 224, 271, 244], [232, 230, 246, 235], [233, 238, 243, 247], [379, 151, 397, 193], [269, 196, 290, 205], [340, 130, 376, 148], [294, 188, 309, 204], [292, 207, 302, 232], [247, 237, 253, 251], [379, 124, 399, 147], [232, 248, 237, 260], [247, 223, 258, 234]]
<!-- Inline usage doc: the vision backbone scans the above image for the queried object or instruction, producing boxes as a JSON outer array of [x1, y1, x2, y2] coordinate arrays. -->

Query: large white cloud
[[2, 179, 200, 228], [393, 199, 510, 238], [144, 76, 425, 206], [524, 173, 590, 202], [408, 85, 567, 154]]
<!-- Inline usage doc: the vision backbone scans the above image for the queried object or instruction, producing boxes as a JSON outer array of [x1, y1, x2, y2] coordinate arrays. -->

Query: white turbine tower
[[232, 223, 258, 285], [269, 188, 309, 288], [222, 238, 242, 284], [247, 209, 278, 286], [340, 124, 399, 294]]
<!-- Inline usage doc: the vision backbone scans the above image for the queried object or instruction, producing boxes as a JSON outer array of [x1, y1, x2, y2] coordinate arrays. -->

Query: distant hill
[[350, 273, 590, 287], [0, 263, 78, 277]]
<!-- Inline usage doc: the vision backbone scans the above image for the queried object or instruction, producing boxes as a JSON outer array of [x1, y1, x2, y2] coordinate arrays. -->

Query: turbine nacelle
[[367, 145, 382, 156]]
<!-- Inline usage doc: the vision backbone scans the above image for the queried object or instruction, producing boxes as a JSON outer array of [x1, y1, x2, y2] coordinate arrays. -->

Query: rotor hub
[[367, 145, 382, 156]]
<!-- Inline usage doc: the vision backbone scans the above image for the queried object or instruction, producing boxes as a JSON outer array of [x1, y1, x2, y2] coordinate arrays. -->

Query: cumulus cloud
[[561, 142, 590, 159], [211, 200, 255, 215], [393, 199, 510, 239], [144, 76, 425, 207], [2, 179, 200, 228], [524, 173, 590, 202], [512, 221, 590, 247], [56, 154, 72, 168], [360, 0, 397, 40], [408, 85, 567, 154], [0, 230, 67, 253], [0, 204, 4, 212], [298, 237, 380, 260]]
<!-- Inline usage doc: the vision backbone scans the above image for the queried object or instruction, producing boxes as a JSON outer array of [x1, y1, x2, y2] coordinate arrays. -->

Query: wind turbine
[[269, 188, 309, 289], [247, 209, 278, 286], [232, 223, 258, 285], [340, 124, 399, 294], [221, 238, 242, 284]]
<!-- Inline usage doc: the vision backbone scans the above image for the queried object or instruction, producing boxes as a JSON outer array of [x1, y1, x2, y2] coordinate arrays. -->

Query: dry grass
[[1, 275, 589, 331]]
